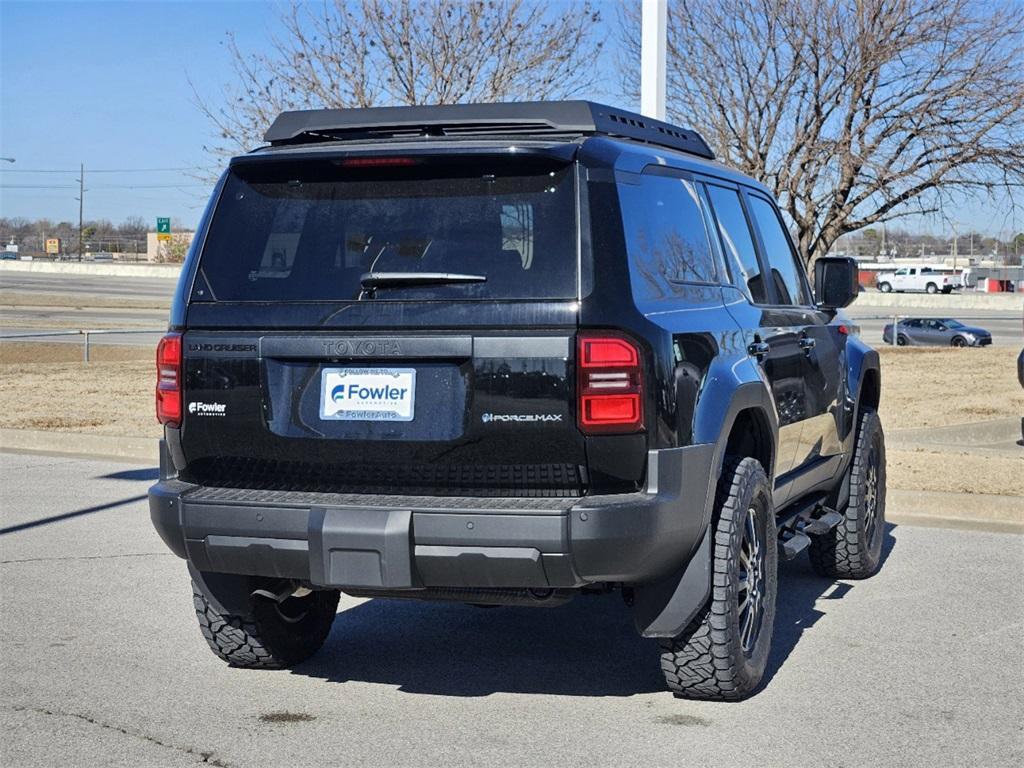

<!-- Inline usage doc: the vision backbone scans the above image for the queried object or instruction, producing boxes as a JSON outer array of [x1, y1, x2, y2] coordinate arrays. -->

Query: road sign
[[157, 217, 171, 242], [45, 238, 61, 254]]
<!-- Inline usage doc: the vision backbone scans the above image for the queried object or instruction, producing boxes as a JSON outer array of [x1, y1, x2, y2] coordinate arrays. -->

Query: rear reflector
[[577, 334, 644, 434], [156, 332, 182, 427]]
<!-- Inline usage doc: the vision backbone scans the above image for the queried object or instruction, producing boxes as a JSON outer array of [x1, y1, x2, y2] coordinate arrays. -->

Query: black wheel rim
[[863, 445, 881, 546], [737, 504, 765, 655]]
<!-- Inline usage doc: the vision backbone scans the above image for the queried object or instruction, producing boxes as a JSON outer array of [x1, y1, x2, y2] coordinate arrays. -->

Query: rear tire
[[926, 282, 938, 294], [896, 334, 908, 346], [878, 282, 892, 293], [810, 409, 886, 579], [193, 577, 339, 668], [659, 457, 777, 701]]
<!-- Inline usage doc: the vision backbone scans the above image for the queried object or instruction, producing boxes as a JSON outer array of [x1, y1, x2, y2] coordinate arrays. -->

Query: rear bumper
[[149, 444, 715, 590]]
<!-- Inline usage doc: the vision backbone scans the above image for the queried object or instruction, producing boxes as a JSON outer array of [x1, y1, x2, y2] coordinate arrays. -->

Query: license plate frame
[[319, 367, 416, 422]]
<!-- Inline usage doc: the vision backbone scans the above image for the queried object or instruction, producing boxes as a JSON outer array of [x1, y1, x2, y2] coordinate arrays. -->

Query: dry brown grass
[[0, 343, 159, 437], [887, 448, 1022, 496], [876, 346, 1024, 431], [0, 342, 1020, 498], [0, 290, 170, 310]]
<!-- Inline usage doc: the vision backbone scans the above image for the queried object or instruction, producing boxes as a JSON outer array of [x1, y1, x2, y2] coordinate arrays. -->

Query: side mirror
[[814, 256, 859, 310]]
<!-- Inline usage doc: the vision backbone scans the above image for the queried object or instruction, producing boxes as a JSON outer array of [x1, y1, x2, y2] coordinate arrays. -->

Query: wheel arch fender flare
[[845, 339, 881, 436], [632, 379, 778, 639]]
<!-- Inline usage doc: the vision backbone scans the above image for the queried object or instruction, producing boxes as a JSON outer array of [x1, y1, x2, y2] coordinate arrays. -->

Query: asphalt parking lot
[[1, 451, 1022, 767]]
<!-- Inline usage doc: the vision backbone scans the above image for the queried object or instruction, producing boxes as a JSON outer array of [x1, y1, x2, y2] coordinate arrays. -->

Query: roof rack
[[263, 101, 714, 160]]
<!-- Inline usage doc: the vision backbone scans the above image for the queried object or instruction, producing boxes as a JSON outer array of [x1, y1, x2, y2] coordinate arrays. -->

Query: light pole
[[640, 0, 667, 120], [0, 157, 15, 163], [75, 163, 86, 261]]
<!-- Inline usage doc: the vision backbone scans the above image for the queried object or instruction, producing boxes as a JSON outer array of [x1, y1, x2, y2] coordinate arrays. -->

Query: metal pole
[[640, 0, 668, 120], [77, 163, 84, 261], [892, 315, 898, 347], [84, 331, 90, 363]]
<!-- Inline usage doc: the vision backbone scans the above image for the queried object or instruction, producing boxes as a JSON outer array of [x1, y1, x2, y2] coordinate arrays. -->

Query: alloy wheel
[[737, 504, 766, 655]]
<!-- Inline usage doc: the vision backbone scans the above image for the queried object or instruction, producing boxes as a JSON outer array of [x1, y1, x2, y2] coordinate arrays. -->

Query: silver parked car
[[882, 318, 992, 347]]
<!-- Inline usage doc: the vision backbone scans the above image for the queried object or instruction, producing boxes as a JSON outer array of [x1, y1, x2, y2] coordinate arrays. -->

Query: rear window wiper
[[359, 272, 487, 290]]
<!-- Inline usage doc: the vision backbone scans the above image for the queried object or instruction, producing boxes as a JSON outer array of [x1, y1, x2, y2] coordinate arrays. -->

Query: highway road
[[847, 305, 1022, 348], [0, 270, 177, 302], [1, 270, 1021, 348], [1, 452, 1022, 767]]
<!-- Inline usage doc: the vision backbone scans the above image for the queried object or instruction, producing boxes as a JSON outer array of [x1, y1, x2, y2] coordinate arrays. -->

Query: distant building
[[146, 231, 195, 263]]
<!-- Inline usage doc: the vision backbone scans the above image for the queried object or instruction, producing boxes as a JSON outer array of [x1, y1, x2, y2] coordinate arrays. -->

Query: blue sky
[[0, 1, 286, 227], [0, 0, 1019, 237]]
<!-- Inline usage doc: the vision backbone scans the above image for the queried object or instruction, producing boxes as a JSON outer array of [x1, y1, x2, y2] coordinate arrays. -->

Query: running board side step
[[779, 531, 811, 560], [776, 495, 843, 561]]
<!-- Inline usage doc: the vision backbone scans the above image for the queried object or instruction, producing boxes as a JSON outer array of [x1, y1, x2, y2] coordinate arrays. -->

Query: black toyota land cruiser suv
[[150, 101, 884, 700]]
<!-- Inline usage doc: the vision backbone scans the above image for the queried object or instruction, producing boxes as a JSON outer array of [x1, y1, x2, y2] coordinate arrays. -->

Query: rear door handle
[[799, 337, 816, 352], [748, 341, 770, 359]]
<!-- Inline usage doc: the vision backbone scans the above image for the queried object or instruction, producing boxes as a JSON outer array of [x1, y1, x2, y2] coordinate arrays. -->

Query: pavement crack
[[0, 552, 174, 565], [10, 705, 234, 767]]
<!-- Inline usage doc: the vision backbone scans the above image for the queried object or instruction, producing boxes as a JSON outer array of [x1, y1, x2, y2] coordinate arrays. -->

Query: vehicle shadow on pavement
[[760, 522, 898, 690], [295, 592, 667, 697], [97, 467, 160, 482], [291, 523, 898, 698]]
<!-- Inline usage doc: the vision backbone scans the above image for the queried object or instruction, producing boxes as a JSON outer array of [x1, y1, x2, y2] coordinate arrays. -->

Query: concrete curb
[[887, 490, 1023, 534], [0, 428, 157, 462], [851, 291, 1022, 311], [1, 428, 1020, 533], [890, 417, 1022, 446], [0, 261, 181, 279]]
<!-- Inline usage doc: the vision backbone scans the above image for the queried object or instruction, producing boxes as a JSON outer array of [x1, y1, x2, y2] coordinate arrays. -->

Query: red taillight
[[156, 332, 182, 427], [577, 334, 644, 434]]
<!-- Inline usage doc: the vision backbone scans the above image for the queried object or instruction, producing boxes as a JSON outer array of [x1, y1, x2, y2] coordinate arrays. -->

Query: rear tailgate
[[180, 324, 585, 496], [173, 150, 610, 496]]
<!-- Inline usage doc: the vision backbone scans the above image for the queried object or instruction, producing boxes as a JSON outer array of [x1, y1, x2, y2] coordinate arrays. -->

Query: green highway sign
[[156, 217, 170, 234]]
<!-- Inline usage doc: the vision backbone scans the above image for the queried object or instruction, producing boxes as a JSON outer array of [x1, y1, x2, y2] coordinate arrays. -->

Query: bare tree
[[620, 0, 1024, 263], [197, 0, 604, 157]]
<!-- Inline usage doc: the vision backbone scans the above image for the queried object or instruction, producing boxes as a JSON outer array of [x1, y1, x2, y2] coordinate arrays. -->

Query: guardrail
[[0, 329, 163, 362]]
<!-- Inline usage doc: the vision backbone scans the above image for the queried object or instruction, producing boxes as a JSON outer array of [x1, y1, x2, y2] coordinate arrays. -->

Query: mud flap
[[631, 526, 712, 638], [188, 563, 271, 617]]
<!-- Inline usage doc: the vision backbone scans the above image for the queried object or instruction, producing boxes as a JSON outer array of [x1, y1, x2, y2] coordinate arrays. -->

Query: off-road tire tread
[[659, 457, 775, 701], [809, 408, 885, 579], [193, 582, 339, 669]]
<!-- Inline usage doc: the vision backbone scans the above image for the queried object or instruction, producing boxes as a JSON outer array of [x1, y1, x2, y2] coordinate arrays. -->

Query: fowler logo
[[481, 412, 563, 424], [188, 401, 227, 416]]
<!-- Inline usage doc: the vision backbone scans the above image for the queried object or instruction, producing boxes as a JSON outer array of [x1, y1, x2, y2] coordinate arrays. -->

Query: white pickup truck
[[875, 267, 961, 294]]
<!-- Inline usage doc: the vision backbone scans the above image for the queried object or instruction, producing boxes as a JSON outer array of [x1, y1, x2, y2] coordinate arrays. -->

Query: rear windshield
[[197, 157, 578, 302]]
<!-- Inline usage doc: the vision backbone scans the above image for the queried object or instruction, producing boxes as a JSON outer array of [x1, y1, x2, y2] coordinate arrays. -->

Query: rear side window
[[617, 173, 718, 300], [705, 185, 768, 304], [746, 195, 811, 306], [197, 159, 577, 302]]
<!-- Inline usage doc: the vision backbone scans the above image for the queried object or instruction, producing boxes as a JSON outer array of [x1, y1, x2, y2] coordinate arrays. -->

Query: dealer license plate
[[320, 367, 416, 421]]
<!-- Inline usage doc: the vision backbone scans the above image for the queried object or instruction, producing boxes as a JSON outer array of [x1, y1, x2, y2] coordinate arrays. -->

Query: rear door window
[[617, 172, 718, 301], [197, 158, 578, 302], [746, 194, 811, 306], [704, 184, 768, 304]]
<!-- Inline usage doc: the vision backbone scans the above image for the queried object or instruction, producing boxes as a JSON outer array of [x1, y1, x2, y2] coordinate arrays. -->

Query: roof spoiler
[[263, 101, 714, 160]]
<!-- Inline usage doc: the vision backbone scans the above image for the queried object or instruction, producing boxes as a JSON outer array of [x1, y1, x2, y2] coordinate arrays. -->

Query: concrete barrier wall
[[0, 261, 181, 279], [851, 291, 1023, 311]]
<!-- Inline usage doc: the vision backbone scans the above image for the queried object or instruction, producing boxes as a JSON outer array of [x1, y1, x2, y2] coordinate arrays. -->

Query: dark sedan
[[882, 318, 993, 347]]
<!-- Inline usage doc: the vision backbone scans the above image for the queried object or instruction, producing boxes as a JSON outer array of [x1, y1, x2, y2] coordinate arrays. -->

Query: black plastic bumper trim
[[149, 444, 714, 589]]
